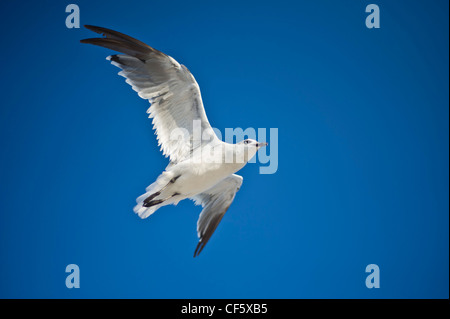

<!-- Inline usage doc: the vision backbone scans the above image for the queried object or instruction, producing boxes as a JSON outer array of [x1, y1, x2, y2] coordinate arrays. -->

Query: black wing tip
[[79, 37, 116, 47], [83, 25, 108, 34], [80, 25, 154, 61], [193, 241, 205, 258], [79, 38, 94, 44], [80, 23, 115, 44]]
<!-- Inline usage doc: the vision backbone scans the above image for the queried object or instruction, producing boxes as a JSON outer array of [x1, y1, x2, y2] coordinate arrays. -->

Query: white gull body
[[82, 25, 267, 256]]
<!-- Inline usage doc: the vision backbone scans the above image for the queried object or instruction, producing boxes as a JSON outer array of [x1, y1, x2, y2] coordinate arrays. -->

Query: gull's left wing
[[191, 174, 243, 257]]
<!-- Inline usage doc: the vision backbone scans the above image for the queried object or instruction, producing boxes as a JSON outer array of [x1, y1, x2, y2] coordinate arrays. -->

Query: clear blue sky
[[0, 0, 448, 298]]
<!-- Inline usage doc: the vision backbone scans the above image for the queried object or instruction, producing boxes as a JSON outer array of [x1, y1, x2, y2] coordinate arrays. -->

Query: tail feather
[[133, 203, 158, 219], [133, 171, 174, 219], [134, 183, 165, 219]]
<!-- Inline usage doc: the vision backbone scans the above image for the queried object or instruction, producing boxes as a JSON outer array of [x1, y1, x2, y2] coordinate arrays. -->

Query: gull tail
[[134, 179, 165, 219], [133, 171, 181, 219], [134, 200, 159, 219]]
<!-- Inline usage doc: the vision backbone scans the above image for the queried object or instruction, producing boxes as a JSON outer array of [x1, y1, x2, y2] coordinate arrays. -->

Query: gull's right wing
[[81, 25, 220, 163]]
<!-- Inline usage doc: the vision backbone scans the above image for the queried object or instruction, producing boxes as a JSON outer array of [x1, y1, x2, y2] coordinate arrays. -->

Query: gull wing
[[81, 25, 219, 163], [191, 174, 243, 257]]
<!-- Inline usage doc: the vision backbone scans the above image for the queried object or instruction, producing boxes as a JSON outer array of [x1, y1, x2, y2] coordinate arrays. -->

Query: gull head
[[236, 139, 268, 163]]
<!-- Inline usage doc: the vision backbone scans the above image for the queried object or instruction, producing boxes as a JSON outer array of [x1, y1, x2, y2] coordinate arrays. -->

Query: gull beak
[[257, 142, 268, 148]]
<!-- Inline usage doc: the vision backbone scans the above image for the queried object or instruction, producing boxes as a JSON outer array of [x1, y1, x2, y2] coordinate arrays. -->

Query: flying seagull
[[81, 25, 267, 257]]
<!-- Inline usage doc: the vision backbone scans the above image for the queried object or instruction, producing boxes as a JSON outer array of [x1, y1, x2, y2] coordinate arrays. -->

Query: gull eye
[[244, 140, 250, 145]]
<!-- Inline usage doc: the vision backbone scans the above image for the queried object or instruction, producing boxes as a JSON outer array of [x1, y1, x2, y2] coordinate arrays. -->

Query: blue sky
[[0, 0, 448, 298]]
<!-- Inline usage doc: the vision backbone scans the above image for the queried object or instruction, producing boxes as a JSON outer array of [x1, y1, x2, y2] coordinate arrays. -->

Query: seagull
[[81, 25, 267, 257]]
